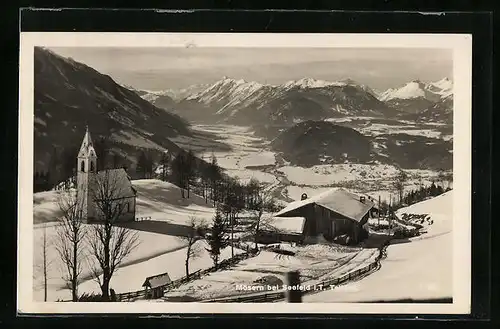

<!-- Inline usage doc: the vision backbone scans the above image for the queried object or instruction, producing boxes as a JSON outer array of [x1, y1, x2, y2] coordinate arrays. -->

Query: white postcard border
[[18, 32, 472, 315]]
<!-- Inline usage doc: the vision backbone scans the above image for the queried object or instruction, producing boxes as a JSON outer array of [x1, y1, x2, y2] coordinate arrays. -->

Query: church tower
[[77, 126, 97, 221]]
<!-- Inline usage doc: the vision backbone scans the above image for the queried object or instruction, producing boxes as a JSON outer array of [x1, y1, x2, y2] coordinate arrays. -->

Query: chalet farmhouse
[[76, 126, 137, 223], [258, 189, 378, 245]]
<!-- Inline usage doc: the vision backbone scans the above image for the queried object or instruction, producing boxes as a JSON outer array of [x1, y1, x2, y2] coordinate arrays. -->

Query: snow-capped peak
[[430, 77, 452, 91], [187, 77, 266, 103], [283, 77, 346, 89], [379, 78, 452, 102], [379, 81, 427, 101]]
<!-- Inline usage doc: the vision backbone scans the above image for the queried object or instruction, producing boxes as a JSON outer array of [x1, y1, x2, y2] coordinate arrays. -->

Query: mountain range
[[144, 77, 397, 125], [140, 76, 453, 125]]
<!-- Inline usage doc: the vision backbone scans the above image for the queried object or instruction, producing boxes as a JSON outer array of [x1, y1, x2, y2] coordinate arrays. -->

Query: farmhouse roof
[[142, 272, 172, 289], [95, 168, 137, 199], [274, 188, 375, 223], [260, 216, 306, 235]]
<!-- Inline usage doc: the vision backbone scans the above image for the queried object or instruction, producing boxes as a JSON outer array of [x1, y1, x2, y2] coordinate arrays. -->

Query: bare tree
[[42, 226, 50, 301], [55, 190, 87, 301], [87, 170, 140, 301], [34, 226, 54, 301], [183, 216, 203, 279], [248, 183, 277, 250]]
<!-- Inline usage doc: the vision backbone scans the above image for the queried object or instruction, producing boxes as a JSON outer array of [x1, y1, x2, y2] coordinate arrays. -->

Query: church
[[77, 126, 137, 223]]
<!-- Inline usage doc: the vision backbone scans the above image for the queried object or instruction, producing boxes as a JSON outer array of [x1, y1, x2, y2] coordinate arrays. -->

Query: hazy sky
[[50, 47, 452, 91]]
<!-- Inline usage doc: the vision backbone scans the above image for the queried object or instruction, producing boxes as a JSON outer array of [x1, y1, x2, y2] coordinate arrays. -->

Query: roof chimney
[[360, 196, 366, 203], [301, 193, 308, 201]]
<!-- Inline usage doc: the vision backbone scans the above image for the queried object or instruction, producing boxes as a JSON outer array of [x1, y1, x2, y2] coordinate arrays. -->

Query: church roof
[[78, 126, 97, 158], [94, 168, 136, 199]]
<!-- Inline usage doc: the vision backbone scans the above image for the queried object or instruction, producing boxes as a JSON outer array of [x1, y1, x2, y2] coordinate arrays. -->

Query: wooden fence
[[115, 247, 259, 302], [135, 216, 152, 222]]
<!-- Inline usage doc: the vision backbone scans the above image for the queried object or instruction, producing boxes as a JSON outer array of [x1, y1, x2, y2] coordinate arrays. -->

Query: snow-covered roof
[[143, 272, 172, 289], [260, 216, 306, 235], [94, 168, 136, 199], [275, 188, 375, 223]]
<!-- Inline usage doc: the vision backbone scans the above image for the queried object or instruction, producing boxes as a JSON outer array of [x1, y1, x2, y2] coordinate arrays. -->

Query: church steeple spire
[[76, 125, 98, 221], [78, 125, 95, 158], [77, 125, 97, 173]]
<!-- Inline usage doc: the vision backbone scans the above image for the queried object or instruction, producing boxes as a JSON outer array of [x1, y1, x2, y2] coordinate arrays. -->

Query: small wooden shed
[[142, 271, 172, 299]]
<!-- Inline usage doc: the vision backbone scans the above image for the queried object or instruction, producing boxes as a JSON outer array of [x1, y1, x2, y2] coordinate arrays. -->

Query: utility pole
[[231, 212, 234, 258], [285, 270, 302, 303], [388, 194, 392, 236], [43, 226, 48, 302], [378, 195, 381, 226]]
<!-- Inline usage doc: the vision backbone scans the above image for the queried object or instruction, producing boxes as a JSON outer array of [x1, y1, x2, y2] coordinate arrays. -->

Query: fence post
[[285, 270, 302, 303]]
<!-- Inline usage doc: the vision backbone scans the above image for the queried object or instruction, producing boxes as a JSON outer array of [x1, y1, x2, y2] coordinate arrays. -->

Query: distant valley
[[132, 75, 453, 170]]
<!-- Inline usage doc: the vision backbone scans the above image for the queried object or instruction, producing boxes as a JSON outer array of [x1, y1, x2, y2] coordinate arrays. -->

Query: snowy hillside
[[396, 191, 452, 236], [34, 47, 191, 175], [303, 191, 453, 302], [34, 179, 216, 226], [340, 78, 379, 97]]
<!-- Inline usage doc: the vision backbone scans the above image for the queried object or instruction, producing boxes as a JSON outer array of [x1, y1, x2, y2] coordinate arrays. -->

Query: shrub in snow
[[254, 275, 283, 287], [76, 292, 105, 302]]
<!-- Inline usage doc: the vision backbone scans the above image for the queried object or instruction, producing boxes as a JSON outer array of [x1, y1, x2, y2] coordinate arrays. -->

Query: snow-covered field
[[358, 124, 443, 139], [163, 243, 378, 301], [278, 165, 443, 203], [278, 164, 401, 186], [77, 241, 244, 296], [133, 179, 216, 226], [302, 191, 453, 302], [32, 179, 223, 301], [224, 169, 278, 185], [33, 224, 188, 301]]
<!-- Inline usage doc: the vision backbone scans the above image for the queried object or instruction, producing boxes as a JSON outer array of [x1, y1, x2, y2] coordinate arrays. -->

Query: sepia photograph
[[18, 32, 472, 314]]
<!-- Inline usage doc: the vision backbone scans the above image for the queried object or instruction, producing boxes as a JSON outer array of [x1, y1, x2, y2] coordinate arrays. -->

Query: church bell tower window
[[81, 161, 85, 172], [90, 161, 95, 172]]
